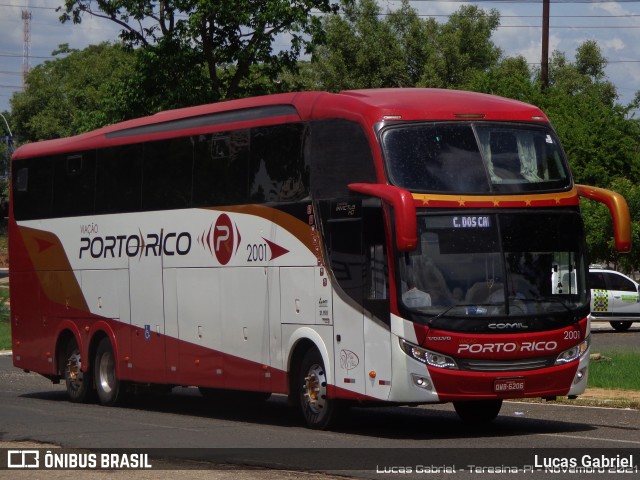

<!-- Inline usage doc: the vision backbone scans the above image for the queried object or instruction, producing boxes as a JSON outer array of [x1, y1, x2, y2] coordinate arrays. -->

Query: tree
[[58, 0, 338, 103], [434, 5, 501, 88], [463, 56, 537, 102], [581, 178, 640, 273], [11, 43, 136, 141], [537, 43, 640, 188], [304, 0, 409, 91], [0, 114, 11, 200], [299, 0, 501, 91]]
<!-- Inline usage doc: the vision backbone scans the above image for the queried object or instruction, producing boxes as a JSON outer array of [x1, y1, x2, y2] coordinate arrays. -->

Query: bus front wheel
[[298, 349, 344, 430], [94, 337, 126, 406], [453, 399, 502, 424], [63, 338, 94, 403]]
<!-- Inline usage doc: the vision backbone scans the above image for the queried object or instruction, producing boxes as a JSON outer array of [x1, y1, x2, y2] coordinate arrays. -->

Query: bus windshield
[[397, 212, 588, 322], [381, 122, 570, 193]]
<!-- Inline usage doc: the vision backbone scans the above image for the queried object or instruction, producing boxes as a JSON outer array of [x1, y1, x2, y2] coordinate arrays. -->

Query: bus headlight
[[555, 337, 590, 365], [400, 339, 459, 369]]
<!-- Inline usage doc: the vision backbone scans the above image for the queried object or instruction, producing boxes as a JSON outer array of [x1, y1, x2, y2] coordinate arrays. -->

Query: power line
[[406, 0, 640, 3]]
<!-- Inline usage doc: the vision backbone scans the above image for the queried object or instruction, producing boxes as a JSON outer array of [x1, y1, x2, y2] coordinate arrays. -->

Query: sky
[[1, 0, 640, 124]]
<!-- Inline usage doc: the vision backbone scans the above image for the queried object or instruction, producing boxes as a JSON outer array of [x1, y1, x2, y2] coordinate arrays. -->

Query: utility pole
[[541, 0, 550, 89], [22, 9, 32, 89], [0, 112, 12, 184]]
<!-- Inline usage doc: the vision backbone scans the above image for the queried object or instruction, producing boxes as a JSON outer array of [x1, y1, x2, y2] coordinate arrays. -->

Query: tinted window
[[53, 153, 96, 217], [383, 124, 489, 193], [606, 272, 636, 292], [310, 119, 376, 199], [382, 122, 571, 194], [13, 121, 310, 219], [249, 124, 307, 203], [12, 157, 53, 220], [143, 137, 193, 210], [96, 144, 143, 214], [588, 272, 607, 290], [193, 130, 250, 207], [476, 125, 568, 192]]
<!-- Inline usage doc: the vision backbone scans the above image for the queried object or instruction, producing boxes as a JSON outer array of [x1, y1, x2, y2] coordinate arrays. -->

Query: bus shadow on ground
[[21, 386, 598, 441]]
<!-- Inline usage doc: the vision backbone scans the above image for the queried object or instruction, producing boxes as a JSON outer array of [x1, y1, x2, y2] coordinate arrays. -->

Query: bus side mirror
[[348, 183, 417, 251], [576, 184, 632, 253]]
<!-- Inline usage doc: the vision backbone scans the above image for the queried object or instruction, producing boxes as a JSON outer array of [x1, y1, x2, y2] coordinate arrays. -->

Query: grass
[[0, 289, 9, 351], [588, 349, 640, 391], [0, 316, 8, 350], [0, 312, 11, 350], [0, 233, 8, 350]]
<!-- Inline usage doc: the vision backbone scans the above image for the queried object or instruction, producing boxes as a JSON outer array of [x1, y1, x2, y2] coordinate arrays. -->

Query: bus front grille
[[457, 357, 555, 372]]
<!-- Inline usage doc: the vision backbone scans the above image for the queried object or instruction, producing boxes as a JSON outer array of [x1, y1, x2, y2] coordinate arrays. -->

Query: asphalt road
[[0, 331, 639, 479], [589, 322, 640, 349]]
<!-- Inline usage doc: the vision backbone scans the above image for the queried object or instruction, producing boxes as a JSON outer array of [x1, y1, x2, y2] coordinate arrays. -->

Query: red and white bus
[[9, 89, 630, 429]]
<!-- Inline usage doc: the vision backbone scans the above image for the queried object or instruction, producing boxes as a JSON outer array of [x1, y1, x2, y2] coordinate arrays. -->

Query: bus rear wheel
[[453, 399, 502, 424], [63, 338, 94, 403], [298, 349, 344, 430], [94, 337, 126, 406]]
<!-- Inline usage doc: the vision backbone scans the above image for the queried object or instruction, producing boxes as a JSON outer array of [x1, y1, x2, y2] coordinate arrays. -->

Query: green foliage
[[107, 39, 213, 119], [582, 178, 640, 272], [0, 316, 9, 351], [304, 0, 501, 91], [58, 0, 339, 103], [0, 287, 9, 351], [11, 43, 136, 141], [463, 56, 538, 102], [0, 114, 11, 194], [9, 0, 640, 267]]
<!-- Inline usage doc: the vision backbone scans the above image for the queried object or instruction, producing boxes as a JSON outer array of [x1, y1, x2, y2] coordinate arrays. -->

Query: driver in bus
[[401, 264, 432, 308]]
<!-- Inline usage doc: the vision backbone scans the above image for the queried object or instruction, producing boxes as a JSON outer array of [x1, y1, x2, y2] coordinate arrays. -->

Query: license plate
[[494, 378, 525, 393]]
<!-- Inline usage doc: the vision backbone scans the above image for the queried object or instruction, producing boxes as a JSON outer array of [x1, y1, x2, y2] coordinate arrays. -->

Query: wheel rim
[[303, 363, 327, 414], [66, 349, 84, 393], [97, 351, 115, 395]]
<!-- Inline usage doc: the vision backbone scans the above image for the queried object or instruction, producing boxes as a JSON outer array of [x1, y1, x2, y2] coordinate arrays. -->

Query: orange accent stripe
[[207, 205, 324, 263], [18, 226, 89, 312], [412, 187, 579, 208]]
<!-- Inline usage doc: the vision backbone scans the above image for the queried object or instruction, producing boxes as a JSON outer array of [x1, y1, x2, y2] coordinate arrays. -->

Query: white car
[[588, 268, 640, 331]]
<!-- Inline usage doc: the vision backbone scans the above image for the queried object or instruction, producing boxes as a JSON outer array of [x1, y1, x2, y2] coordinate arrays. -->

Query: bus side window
[[12, 157, 54, 220], [96, 144, 143, 214], [193, 131, 249, 207], [142, 137, 193, 210], [363, 201, 390, 322], [364, 201, 388, 301], [325, 215, 364, 305], [14, 167, 28, 192], [53, 153, 96, 217], [249, 123, 307, 203]]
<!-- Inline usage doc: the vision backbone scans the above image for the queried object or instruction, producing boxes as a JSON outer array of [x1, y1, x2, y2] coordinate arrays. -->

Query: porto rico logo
[[197, 213, 240, 265]]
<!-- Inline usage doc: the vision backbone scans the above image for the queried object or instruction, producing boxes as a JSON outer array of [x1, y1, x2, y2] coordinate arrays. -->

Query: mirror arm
[[577, 184, 631, 253], [348, 183, 417, 251]]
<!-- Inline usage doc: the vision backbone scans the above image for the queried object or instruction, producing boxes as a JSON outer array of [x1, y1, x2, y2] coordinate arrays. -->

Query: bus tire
[[63, 338, 94, 403], [94, 337, 126, 406], [609, 321, 632, 332], [453, 399, 502, 424], [298, 348, 343, 430]]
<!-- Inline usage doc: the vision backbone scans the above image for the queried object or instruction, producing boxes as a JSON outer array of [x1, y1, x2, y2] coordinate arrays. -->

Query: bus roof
[[12, 88, 549, 159]]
